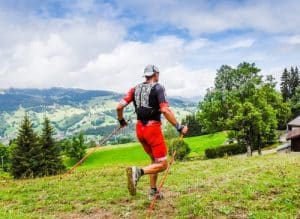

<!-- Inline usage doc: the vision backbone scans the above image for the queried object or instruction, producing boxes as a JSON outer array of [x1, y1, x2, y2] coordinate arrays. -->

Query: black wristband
[[118, 118, 127, 126], [175, 123, 184, 133]]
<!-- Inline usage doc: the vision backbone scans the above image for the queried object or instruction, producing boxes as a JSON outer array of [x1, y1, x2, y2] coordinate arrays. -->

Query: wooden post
[[247, 145, 252, 157]]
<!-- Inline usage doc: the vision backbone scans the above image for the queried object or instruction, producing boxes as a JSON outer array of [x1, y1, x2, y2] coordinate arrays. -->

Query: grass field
[[0, 153, 299, 218], [0, 133, 299, 218], [184, 131, 227, 157], [67, 131, 227, 169]]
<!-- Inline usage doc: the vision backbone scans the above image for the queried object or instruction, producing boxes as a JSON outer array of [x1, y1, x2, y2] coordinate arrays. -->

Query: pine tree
[[0, 143, 9, 171], [11, 115, 43, 178], [40, 117, 65, 175], [290, 66, 299, 97], [280, 68, 290, 101]]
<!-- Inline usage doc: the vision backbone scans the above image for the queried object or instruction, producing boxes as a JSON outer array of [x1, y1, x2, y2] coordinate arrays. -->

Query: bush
[[65, 132, 86, 161], [205, 143, 246, 159], [168, 139, 191, 161]]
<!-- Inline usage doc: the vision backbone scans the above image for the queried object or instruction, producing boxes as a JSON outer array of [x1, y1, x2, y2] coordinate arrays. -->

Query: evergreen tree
[[280, 68, 290, 101], [296, 66, 299, 78], [280, 66, 299, 101], [11, 115, 43, 178], [291, 86, 300, 118], [40, 117, 65, 175], [0, 143, 9, 171], [290, 66, 299, 96]]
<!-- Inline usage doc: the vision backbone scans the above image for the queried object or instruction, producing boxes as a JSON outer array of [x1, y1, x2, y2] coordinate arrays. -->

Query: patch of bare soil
[[56, 208, 118, 219], [149, 189, 180, 219]]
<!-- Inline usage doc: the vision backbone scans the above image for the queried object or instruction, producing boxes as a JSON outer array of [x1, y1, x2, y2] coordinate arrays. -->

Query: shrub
[[168, 139, 191, 161], [205, 143, 246, 159], [65, 132, 86, 161]]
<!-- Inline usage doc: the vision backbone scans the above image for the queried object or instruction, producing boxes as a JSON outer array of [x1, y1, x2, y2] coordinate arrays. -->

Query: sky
[[0, 0, 299, 97]]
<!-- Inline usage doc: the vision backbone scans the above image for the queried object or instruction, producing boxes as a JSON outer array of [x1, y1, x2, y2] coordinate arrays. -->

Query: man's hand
[[181, 125, 188, 135], [175, 123, 188, 135], [118, 118, 128, 127]]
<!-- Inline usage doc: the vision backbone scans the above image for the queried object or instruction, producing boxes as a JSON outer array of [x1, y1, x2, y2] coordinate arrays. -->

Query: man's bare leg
[[150, 173, 158, 188], [148, 159, 158, 189], [143, 160, 168, 174], [143, 160, 167, 199], [126, 160, 168, 196]]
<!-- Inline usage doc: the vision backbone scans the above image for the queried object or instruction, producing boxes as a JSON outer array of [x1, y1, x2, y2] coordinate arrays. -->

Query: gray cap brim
[[143, 65, 159, 77]]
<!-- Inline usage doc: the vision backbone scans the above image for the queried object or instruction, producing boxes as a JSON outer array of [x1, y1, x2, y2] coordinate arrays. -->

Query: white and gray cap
[[143, 65, 159, 77]]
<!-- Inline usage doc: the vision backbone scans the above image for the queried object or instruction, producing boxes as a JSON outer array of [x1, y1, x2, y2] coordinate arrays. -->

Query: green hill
[[0, 133, 299, 218], [0, 88, 196, 143]]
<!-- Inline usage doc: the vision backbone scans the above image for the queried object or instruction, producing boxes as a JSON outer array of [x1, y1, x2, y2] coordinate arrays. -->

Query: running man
[[116, 65, 188, 198]]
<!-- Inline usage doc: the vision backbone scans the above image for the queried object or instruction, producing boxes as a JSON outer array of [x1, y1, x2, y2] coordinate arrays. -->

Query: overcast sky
[[0, 0, 299, 97]]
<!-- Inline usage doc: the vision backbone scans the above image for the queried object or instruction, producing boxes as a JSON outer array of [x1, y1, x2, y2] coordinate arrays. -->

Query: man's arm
[[116, 103, 128, 127], [160, 106, 188, 135], [116, 103, 125, 120], [160, 106, 177, 126], [155, 84, 188, 135], [116, 87, 135, 127]]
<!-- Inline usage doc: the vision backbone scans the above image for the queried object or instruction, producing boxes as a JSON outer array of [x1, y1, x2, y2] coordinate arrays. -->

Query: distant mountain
[[171, 95, 203, 103], [0, 87, 121, 111], [0, 87, 197, 144]]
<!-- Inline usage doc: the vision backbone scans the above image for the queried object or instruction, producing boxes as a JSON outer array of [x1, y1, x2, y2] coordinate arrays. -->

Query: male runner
[[116, 65, 188, 198]]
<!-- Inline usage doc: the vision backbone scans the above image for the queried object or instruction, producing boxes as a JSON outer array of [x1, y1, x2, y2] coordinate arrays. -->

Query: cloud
[[222, 39, 255, 50], [0, 8, 126, 88], [76, 36, 206, 95], [117, 0, 300, 35], [0, 0, 299, 98], [161, 65, 215, 97], [31, 34, 213, 97], [284, 35, 300, 45]]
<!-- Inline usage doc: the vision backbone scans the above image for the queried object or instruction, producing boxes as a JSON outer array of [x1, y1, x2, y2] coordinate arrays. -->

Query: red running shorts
[[136, 120, 168, 162]]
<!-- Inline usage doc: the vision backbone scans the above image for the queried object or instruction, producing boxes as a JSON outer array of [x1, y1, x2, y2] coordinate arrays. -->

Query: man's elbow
[[160, 106, 170, 115], [116, 103, 125, 111]]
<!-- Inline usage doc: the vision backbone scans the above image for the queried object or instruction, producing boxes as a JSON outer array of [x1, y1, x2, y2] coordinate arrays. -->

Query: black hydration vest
[[133, 82, 161, 123]]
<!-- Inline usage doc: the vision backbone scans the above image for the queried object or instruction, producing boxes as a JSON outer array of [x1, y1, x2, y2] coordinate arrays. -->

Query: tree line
[[0, 115, 87, 179], [182, 62, 296, 156]]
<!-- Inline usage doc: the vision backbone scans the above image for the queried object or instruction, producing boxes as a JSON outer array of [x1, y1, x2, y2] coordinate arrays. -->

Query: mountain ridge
[[0, 87, 196, 111], [0, 87, 197, 143]]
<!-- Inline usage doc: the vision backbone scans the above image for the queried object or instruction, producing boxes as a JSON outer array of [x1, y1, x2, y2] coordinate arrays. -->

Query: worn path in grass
[[0, 153, 299, 218]]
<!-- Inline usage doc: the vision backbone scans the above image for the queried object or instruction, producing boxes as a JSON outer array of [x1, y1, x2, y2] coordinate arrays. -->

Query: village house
[[279, 116, 300, 152]]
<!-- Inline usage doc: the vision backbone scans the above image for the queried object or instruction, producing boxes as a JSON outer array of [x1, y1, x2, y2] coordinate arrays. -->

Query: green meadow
[[0, 132, 299, 218]]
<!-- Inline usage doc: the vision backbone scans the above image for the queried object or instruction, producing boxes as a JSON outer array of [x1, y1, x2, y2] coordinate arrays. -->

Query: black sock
[[151, 187, 157, 192]]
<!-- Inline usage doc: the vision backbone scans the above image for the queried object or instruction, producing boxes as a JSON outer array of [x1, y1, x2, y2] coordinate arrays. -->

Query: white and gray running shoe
[[149, 189, 164, 200], [126, 166, 142, 196]]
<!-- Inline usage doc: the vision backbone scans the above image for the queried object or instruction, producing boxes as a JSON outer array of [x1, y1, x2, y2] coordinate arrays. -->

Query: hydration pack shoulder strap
[[134, 82, 158, 108]]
